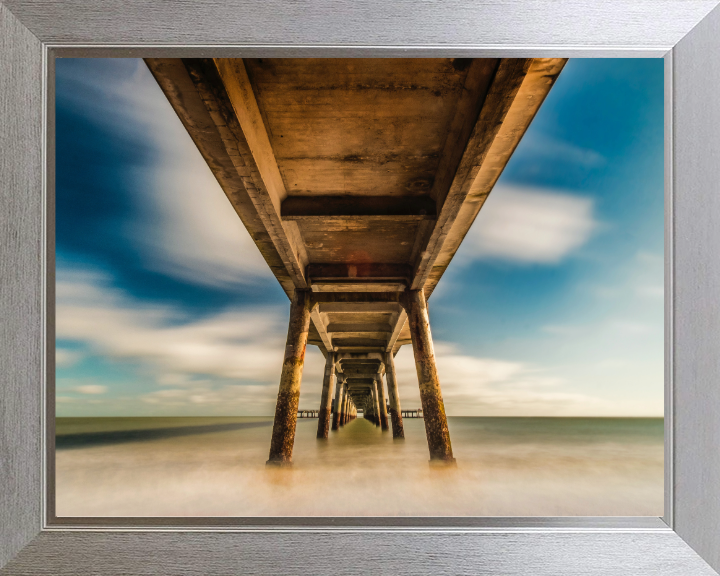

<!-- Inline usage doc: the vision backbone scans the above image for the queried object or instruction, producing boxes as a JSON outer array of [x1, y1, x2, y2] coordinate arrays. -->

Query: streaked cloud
[[56, 269, 308, 383], [72, 385, 108, 395], [55, 267, 615, 416], [58, 59, 272, 288], [462, 185, 596, 264], [56, 268, 325, 414], [56, 348, 83, 368], [522, 134, 606, 169], [635, 285, 664, 299], [392, 344, 610, 417]]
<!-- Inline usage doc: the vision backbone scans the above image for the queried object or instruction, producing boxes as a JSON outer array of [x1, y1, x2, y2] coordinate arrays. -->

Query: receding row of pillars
[[328, 371, 357, 431], [267, 289, 455, 466], [314, 350, 404, 438], [349, 356, 404, 438]]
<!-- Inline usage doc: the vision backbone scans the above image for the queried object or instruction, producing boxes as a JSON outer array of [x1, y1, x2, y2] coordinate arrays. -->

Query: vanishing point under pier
[[145, 57, 567, 466]]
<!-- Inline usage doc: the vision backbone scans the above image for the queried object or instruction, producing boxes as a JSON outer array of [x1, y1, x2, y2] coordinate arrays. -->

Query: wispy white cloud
[[522, 134, 607, 169], [635, 285, 663, 299], [56, 348, 83, 368], [72, 385, 108, 395], [461, 185, 597, 264], [392, 344, 610, 417], [581, 249, 664, 303], [140, 384, 276, 411], [542, 324, 584, 336], [542, 318, 652, 337], [56, 268, 325, 414], [58, 59, 272, 288], [57, 269, 291, 382], [137, 118, 273, 287], [56, 267, 615, 416]]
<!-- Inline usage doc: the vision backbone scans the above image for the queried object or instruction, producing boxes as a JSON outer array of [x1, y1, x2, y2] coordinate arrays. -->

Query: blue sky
[[55, 58, 664, 417]]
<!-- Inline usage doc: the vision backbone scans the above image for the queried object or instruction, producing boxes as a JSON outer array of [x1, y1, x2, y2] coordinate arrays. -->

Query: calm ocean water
[[55, 416, 663, 517]]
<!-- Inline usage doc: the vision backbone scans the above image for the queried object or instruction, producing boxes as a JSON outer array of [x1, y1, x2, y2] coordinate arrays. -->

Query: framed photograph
[[2, 1, 720, 574]]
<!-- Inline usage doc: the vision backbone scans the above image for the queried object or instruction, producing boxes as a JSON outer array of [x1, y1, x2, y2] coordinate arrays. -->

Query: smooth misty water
[[55, 416, 663, 517]]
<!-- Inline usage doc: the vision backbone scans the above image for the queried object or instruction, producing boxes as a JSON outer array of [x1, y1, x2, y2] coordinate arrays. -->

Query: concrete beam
[[281, 195, 436, 219], [327, 323, 392, 334], [311, 282, 406, 293], [310, 306, 333, 353], [334, 346, 385, 353], [308, 263, 411, 292], [210, 58, 310, 289], [311, 292, 403, 305], [411, 58, 529, 291], [386, 310, 407, 352], [343, 369, 382, 378], [336, 353, 385, 362], [144, 58, 298, 297], [319, 303, 401, 314], [308, 263, 412, 280], [333, 338, 388, 348], [411, 58, 568, 295]]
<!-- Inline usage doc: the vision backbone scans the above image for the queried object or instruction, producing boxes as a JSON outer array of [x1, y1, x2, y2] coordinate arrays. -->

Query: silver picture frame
[[2, 0, 720, 573]]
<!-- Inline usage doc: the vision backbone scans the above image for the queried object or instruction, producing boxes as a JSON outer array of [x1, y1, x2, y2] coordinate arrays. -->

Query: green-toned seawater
[[55, 416, 663, 517]]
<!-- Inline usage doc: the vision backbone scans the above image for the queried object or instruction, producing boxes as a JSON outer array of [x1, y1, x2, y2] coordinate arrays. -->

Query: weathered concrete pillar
[[343, 393, 350, 425], [338, 381, 347, 427], [384, 352, 405, 439], [402, 289, 455, 464], [267, 290, 314, 466], [376, 371, 389, 431], [317, 351, 336, 439], [331, 373, 343, 430], [372, 378, 381, 427]]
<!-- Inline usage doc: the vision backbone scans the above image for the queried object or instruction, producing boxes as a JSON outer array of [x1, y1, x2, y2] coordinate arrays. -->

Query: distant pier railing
[[401, 409, 423, 418], [298, 410, 319, 418]]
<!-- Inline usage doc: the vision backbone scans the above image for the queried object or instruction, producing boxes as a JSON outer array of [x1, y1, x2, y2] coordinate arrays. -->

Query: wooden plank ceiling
[[145, 57, 567, 373]]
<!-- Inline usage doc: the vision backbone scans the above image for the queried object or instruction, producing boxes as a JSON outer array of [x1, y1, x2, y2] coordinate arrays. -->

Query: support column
[[385, 352, 405, 439], [402, 289, 455, 464], [267, 290, 314, 466], [342, 392, 350, 425], [376, 371, 389, 431], [316, 351, 336, 439], [372, 378, 381, 427], [338, 380, 347, 427], [331, 374, 343, 430]]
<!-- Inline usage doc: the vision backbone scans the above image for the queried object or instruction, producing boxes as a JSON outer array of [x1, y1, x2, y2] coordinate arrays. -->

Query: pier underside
[[146, 57, 566, 464]]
